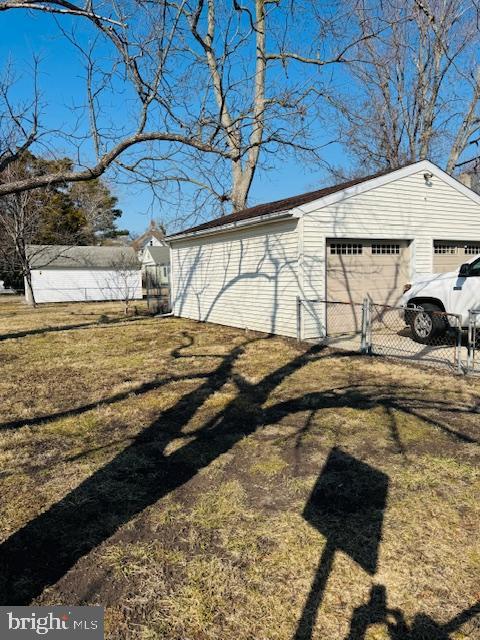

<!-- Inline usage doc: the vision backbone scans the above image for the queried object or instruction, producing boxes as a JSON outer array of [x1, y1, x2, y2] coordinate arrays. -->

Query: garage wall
[[300, 170, 480, 338], [170, 219, 299, 337], [30, 268, 142, 303]]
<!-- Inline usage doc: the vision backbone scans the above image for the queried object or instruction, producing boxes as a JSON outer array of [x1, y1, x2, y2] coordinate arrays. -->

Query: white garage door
[[171, 219, 299, 338], [433, 241, 480, 273], [326, 239, 411, 333]]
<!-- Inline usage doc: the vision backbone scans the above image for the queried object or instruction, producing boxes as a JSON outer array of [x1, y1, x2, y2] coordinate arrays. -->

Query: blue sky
[[1, 10, 347, 235]]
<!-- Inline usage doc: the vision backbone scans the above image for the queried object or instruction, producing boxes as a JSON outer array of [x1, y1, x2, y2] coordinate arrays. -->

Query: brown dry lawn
[[0, 296, 479, 639]]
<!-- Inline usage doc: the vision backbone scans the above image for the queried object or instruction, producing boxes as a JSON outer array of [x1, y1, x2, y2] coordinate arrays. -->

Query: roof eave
[[166, 210, 295, 243], [297, 159, 480, 213]]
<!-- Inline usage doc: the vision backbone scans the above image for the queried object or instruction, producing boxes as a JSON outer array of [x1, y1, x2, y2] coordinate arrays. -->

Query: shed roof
[[26, 245, 141, 269]]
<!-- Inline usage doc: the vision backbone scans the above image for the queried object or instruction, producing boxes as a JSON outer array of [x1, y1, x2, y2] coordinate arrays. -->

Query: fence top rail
[[299, 297, 462, 321], [298, 298, 365, 306]]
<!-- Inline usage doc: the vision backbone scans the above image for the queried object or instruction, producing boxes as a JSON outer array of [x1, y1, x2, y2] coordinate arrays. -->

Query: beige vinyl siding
[[300, 171, 480, 338], [171, 219, 299, 337]]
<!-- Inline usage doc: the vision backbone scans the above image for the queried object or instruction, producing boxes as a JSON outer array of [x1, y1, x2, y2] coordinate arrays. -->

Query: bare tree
[[106, 250, 142, 315], [108, 0, 390, 222], [323, 0, 480, 176], [0, 57, 40, 174], [0, 166, 44, 305], [0, 0, 385, 224]]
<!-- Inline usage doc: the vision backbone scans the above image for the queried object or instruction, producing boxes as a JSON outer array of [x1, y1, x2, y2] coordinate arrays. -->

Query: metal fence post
[[361, 298, 371, 354], [367, 300, 373, 354], [296, 296, 302, 342], [360, 299, 367, 353], [467, 310, 478, 375], [455, 315, 463, 375]]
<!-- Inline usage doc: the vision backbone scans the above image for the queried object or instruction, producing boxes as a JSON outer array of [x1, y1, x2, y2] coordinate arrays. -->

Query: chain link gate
[[297, 297, 466, 374], [467, 310, 480, 374]]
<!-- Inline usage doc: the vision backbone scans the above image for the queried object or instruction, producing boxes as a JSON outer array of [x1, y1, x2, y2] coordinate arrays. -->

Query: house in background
[[142, 245, 170, 285], [0, 280, 15, 295], [26, 245, 142, 304], [167, 160, 480, 340], [131, 221, 167, 260], [141, 245, 171, 313]]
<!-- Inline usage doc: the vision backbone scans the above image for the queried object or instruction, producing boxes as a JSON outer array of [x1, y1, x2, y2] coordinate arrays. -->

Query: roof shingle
[[26, 245, 141, 269], [169, 166, 401, 238]]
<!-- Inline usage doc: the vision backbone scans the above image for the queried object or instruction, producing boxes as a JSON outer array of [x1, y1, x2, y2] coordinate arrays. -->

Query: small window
[[434, 244, 457, 254], [330, 243, 363, 255], [372, 243, 400, 255], [465, 245, 480, 255]]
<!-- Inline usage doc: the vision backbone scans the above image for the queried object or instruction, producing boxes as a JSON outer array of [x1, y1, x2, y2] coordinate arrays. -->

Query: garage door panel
[[327, 265, 408, 281], [326, 255, 409, 268], [326, 239, 410, 333], [433, 241, 480, 273]]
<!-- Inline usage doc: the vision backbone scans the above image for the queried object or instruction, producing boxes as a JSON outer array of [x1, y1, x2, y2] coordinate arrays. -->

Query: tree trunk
[[230, 163, 251, 211], [24, 268, 36, 308]]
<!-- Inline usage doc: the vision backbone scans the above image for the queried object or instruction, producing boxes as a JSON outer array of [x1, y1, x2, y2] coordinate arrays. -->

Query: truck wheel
[[410, 303, 447, 344]]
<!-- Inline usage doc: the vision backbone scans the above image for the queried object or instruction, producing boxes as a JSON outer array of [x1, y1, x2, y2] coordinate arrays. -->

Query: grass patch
[[250, 453, 288, 477], [0, 297, 479, 639]]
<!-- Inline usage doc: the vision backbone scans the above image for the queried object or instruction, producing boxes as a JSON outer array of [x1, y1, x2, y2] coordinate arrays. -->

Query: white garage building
[[167, 160, 480, 339], [26, 245, 142, 304]]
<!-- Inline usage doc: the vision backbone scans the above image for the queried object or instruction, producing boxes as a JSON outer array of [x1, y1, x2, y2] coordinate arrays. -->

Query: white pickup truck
[[401, 255, 480, 343]]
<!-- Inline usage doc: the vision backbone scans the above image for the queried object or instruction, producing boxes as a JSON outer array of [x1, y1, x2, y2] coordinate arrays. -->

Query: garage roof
[[167, 165, 409, 239], [26, 245, 141, 269], [167, 160, 480, 241]]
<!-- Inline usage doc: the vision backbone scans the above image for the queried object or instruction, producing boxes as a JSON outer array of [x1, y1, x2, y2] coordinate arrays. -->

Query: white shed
[[167, 160, 480, 339], [25, 245, 142, 304]]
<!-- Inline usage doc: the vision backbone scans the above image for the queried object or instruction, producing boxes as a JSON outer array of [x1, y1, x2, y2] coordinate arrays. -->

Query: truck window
[[469, 259, 480, 276]]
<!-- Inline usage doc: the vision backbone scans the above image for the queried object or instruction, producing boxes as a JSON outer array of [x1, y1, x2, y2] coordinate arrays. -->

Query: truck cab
[[402, 254, 480, 342]]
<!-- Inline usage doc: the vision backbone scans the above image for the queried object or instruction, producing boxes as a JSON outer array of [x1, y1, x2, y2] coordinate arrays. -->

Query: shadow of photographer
[[293, 447, 479, 640]]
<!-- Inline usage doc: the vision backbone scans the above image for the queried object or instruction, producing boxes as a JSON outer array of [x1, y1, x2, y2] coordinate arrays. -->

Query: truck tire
[[409, 303, 447, 344]]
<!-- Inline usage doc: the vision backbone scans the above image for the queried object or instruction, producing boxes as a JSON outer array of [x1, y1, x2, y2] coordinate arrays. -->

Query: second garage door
[[326, 239, 411, 333], [433, 241, 480, 273]]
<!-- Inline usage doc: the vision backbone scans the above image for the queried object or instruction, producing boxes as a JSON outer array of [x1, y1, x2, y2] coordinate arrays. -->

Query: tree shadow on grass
[[0, 337, 478, 606], [0, 370, 212, 432], [0, 338, 333, 604], [0, 314, 149, 342], [0, 329, 244, 432]]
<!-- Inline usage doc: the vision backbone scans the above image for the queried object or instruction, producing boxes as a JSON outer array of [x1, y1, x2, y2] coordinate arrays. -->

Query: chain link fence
[[297, 297, 479, 375], [467, 310, 480, 374]]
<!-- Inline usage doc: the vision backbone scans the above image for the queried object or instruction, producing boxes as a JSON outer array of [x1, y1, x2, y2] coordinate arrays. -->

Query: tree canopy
[[0, 152, 123, 288]]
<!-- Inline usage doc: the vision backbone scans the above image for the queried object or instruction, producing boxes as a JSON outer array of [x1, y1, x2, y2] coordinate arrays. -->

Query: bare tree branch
[[0, 0, 126, 26]]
